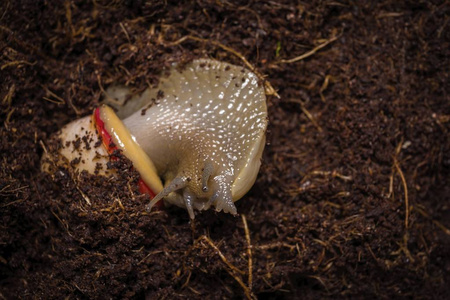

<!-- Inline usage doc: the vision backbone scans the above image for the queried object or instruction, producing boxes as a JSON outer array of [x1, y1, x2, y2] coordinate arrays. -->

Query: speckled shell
[[107, 59, 268, 216]]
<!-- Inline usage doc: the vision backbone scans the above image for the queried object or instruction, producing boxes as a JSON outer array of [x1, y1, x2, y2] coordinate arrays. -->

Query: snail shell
[[44, 59, 268, 218]]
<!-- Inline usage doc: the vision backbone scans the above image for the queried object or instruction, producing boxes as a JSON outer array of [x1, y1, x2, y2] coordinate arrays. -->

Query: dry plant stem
[[137, 250, 164, 265], [377, 12, 405, 18], [394, 233, 415, 263], [42, 86, 66, 105], [366, 243, 379, 263], [279, 34, 340, 64], [164, 35, 279, 98], [76, 185, 92, 205], [2, 84, 15, 107], [180, 270, 192, 290], [50, 209, 73, 237], [198, 236, 244, 275], [198, 235, 254, 300], [413, 206, 450, 235], [309, 170, 353, 181], [254, 242, 297, 251], [393, 140, 410, 229], [1, 198, 25, 208], [241, 215, 254, 296], [4, 108, 15, 130], [286, 98, 323, 132], [119, 22, 131, 43], [308, 275, 329, 291], [394, 159, 409, 229], [319, 75, 332, 102], [388, 170, 395, 198], [1, 59, 36, 70]]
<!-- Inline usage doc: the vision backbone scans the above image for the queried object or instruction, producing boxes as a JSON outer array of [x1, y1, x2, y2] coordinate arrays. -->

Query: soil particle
[[1, 0, 449, 299]]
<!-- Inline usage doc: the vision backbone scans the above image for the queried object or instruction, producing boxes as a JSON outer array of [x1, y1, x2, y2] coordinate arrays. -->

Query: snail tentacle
[[182, 188, 196, 219], [146, 176, 189, 212], [211, 175, 236, 215]]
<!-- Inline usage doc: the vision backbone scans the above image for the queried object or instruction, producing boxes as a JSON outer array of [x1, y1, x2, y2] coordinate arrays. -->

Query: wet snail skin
[[42, 59, 268, 219]]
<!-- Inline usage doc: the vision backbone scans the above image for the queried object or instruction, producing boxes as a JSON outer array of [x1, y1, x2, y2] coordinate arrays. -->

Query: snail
[[42, 59, 268, 218]]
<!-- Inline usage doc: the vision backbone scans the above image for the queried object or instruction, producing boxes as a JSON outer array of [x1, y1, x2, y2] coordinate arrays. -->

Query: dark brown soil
[[1, 1, 449, 299]]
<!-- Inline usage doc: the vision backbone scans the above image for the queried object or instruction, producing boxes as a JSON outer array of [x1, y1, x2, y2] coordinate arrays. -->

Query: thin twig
[[42, 87, 66, 105], [394, 158, 409, 229], [392, 140, 410, 229], [413, 205, 450, 236], [319, 75, 332, 102], [286, 98, 323, 132], [310, 170, 353, 181], [181, 270, 192, 289], [254, 242, 297, 251], [4, 107, 15, 130], [137, 250, 164, 265], [199, 236, 244, 275], [377, 12, 405, 19], [241, 215, 254, 296], [279, 34, 340, 64], [119, 22, 131, 43], [2, 84, 15, 108], [51, 209, 73, 237], [76, 186, 92, 205], [198, 235, 254, 300], [1, 60, 36, 70]]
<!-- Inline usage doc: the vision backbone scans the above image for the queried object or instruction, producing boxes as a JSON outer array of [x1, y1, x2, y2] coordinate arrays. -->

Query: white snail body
[[43, 59, 268, 218]]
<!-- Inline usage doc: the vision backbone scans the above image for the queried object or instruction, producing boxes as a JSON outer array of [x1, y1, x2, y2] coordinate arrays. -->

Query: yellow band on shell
[[99, 105, 163, 194]]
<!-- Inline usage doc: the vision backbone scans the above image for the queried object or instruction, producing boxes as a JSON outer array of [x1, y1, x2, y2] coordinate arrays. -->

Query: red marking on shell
[[93, 107, 162, 208]]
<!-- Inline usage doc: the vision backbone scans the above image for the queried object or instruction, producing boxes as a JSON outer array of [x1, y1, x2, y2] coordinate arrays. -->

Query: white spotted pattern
[[119, 59, 267, 217]]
